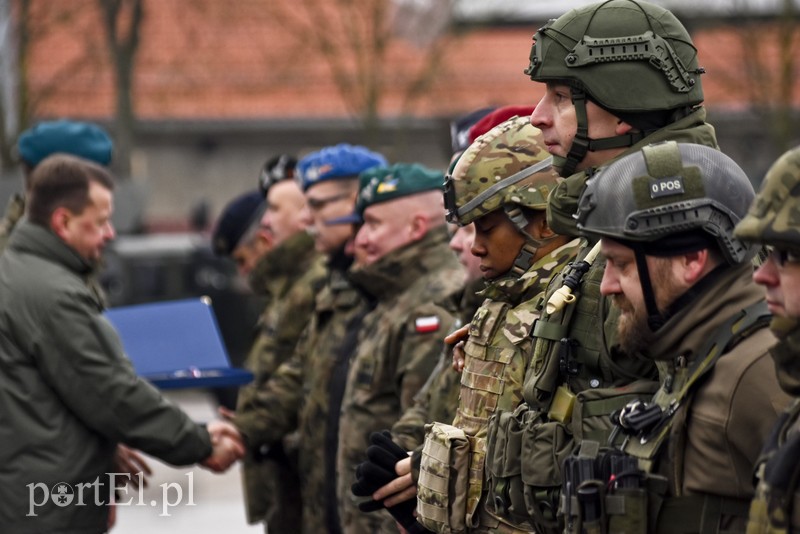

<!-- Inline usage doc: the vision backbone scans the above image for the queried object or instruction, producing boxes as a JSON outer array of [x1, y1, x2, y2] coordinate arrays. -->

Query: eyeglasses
[[768, 246, 800, 268], [306, 193, 350, 211]]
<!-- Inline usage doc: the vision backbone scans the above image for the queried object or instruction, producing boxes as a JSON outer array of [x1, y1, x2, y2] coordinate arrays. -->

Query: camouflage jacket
[[453, 237, 582, 440], [337, 226, 464, 534], [748, 318, 800, 534], [235, 230, 326, 525], [234, 248, 366, 534], [0, 193, 24, 256], [392, 276, 486, 452]]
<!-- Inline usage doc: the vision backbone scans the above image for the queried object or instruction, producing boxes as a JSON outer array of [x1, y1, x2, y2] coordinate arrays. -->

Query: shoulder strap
[[621, 300, 771, 466]]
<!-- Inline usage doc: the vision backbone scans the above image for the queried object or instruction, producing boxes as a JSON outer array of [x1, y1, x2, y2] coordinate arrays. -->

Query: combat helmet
[[735, 146, 800, 251], [525, 0, 705, 176], [444, 115, 561, 273], [576, 140, 755, 328]]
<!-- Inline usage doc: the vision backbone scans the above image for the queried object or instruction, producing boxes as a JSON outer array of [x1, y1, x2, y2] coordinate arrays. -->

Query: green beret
[[326, 163, 444, 225]]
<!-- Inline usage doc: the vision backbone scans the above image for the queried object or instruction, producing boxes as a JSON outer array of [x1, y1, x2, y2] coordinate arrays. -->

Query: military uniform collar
[[480, 237, 582, 303], [637, 262, 762, 366], [10, 220, 94, 276], [249, 230, 317, 297], [347, 225, 454, 300]]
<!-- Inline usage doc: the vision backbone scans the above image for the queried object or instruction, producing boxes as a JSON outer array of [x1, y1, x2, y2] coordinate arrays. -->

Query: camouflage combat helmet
[[576, 140, 755, 329], [524, 0, 705, 177], [444, 115, 557, 229], [444, 116, 560, 275], [735, 146, 800, 250]]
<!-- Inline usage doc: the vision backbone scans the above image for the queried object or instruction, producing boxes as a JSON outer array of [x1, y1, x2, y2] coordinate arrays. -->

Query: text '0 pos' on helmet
[[735, 146, 800, 250], [444, 115, 558, 226], [576, 141, 755, 264], [525, 0, 704, 113]]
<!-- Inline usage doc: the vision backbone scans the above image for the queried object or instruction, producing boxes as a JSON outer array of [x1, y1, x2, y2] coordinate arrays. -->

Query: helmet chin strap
[[504, 204, 557, 277], [632, 244, 667, 332], [559, 88, 648, 177]]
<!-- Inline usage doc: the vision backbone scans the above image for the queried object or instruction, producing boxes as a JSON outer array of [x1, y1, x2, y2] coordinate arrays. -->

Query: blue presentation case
[[105, 297, 253, 389]]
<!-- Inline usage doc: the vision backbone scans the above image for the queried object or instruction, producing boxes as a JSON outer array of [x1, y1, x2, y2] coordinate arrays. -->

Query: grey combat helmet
[[525, 0, 705, 177], [576, 140, 755, 328]]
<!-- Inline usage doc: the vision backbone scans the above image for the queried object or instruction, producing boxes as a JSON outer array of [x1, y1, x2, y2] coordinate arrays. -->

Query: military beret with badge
[[296, 143, 387, 192], [326, 162, 445, 225]]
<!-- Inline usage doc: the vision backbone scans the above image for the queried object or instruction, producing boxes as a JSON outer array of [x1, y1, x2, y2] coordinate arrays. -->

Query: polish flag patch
[[415, 316, 441, 333]]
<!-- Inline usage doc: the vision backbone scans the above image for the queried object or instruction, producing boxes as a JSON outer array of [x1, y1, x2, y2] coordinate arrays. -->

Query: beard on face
[[613, 257, 681, 356], [613, 293, 655, 355]]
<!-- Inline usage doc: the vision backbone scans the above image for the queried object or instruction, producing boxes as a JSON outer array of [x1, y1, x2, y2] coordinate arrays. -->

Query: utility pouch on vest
[[417, 422, 470, 534], [484, 402, 573, 533], [562, 443, 657, 534], [485, 404, 539, 530]]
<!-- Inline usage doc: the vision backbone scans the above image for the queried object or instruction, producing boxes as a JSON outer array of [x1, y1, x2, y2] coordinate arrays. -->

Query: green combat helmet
[[576, 140, 755, 329], [443, 115, 561, 274], [735, 146, 800, 250], [524, 0, 706, 176]]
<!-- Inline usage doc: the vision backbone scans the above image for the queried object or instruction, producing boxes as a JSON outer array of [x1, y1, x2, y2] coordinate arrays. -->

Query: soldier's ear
[[409, 213, 429, 242], [679, 249, 713, 285], [50, 206, 73, 242]]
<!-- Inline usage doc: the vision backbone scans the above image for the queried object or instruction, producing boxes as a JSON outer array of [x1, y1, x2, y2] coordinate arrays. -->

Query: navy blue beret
[[211, 190, 265, 257]]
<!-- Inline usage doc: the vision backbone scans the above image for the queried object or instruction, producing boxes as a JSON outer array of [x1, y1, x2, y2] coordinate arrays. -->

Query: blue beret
[[17, 120, 113, 167], [211, 190, 265, 257], [326, 163, 445, 225], [296, 144, 387, 191]]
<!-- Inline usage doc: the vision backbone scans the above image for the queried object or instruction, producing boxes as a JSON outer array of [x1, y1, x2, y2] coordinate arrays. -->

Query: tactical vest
[[747, 399, 800, 534], [560, 300, 770, 534], [481, 242, 657, 534], [417, 240, 581, 534]]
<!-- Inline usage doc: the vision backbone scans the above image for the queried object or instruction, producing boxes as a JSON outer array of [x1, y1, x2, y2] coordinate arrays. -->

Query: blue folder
[[105, 297, 253, 389]]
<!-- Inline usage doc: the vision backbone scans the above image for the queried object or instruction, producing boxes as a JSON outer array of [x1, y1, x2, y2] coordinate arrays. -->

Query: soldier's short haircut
[[27, 154, 114, 227]]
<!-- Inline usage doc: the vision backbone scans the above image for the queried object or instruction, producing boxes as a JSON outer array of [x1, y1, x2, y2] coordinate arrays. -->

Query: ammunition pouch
[[417, 422, 471, 534], [562, 443, 751, 534], [483, 381, 658, 534]]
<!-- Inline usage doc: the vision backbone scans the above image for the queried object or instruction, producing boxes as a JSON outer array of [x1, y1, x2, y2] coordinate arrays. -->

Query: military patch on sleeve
[[415, 316, 441, 333]]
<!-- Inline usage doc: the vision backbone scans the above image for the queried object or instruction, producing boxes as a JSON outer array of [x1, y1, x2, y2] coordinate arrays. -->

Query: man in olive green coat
[[0, 154, 243, 533]]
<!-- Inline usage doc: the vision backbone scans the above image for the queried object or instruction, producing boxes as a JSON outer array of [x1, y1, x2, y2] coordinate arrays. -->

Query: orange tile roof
[[24, 0, 800, 121]]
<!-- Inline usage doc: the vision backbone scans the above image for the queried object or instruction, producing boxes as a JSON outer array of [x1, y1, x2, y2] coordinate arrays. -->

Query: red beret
[[468, 105, 536, 144]]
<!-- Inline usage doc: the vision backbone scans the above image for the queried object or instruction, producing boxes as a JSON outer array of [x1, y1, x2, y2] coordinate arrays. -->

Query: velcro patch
[[415, 316, 441, 333], [649, 176, 685, 198]]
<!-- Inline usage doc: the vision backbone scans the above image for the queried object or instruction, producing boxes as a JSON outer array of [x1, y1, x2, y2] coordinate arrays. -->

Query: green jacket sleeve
[[35, 291, 212, 466]]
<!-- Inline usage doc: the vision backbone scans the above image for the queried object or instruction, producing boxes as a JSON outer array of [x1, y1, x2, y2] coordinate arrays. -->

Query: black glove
[[351, 430, 432, 534]]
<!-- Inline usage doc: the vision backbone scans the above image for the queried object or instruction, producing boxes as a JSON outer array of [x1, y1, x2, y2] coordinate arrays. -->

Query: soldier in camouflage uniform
[[1, 120, 113, 255], [232, 144, 388, 534], [391, 223, 485, 453], [396, 117, 577, 534], [333, 163, 464, 533], [735, 146, 800, 534], [229, 158, 326, 532], [462, 2, 719, 532]]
